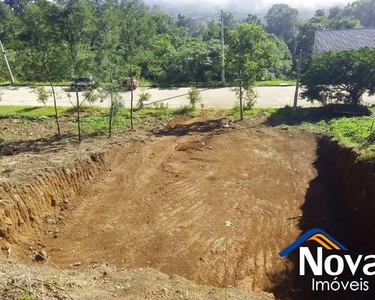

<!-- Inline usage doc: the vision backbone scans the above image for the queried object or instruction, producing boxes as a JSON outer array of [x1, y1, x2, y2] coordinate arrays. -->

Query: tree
[[267, 34, 292, 79], [167, 40, 213, 83], [315, 9, 326, 17], [297, 16, 329, 55], [328, 17, 361, 29], [351, 0, 375, 27], [4, 0, 28, 15], [301, 47, 375, 106], [56, 0, 97, 78], [244, 14, 263, 26], [222, 11, 236, 29], [176, 14, 203, 37], [328, 6, 342, 19], [265, 4, 298, 48], [226, 23, 278, 120], [119, 0, 153, 130], [13, 0, 71, 135]]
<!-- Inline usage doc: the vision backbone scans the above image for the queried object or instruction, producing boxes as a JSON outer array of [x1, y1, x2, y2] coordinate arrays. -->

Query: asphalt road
[[1, 86, 375, 109]]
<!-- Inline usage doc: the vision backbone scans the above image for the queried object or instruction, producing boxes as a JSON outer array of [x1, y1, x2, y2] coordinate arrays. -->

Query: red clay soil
[[36, 117, 322, 293]]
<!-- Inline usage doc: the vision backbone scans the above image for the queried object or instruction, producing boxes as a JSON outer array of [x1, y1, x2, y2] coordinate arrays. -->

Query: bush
[[301, 47, 375, 106], [188, 87, 202, 107], [234, 86, 258, 110], [137, 92, 151, 109], [83, 88, 105, 105], [32, 86, 51, 105]]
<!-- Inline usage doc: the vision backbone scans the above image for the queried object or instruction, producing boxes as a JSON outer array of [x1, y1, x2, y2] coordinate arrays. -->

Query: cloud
[[146, 0, 351, 17]]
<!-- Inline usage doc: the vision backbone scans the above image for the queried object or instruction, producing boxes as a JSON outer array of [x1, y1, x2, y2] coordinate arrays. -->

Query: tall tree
[[226, 23, 278, 120], [265, 4, 298, 48], [244, 14, 263, 26], [351, 0, 375, 27], [119, 0, 153, 129], [13, 0, 70, 135]]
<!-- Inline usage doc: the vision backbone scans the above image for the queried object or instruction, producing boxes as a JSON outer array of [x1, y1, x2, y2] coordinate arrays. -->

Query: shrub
[[301, 47, 375, 106], [188, 87, 202, 108], [32, 86, 51, 105], [137, 92, 151, 109], [234, 86, 258, 110]]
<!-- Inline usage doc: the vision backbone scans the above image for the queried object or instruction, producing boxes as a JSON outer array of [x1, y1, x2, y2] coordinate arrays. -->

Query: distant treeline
[[0, 0, 373, 84]]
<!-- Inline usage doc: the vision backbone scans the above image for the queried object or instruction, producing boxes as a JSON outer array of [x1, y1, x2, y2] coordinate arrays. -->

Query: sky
[[144, 0, 352, 19]]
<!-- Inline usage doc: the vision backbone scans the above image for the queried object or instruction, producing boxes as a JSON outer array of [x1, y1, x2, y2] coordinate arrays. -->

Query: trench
[[0, 152, 108, 247], [1, 127, 375, 299], [269, 137, 375, 300]]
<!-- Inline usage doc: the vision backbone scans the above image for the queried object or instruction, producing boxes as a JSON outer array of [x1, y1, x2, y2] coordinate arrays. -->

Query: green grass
[[3, 103, 375, 160], [151, 79, 296, 88], [226, 106, 277, 118], [1, 79, 295, 88], [76, 116, 135, 133], [0, 105, 197, 135], [255, 80, 296, 86], [0, 81, 71, 86], [229, 105, 375, 160], [0, 105, 71, 118], [0, 105, 198, 119], [329, 117, 375, 151], [136, 107, 174, 118], [265, 106, 375, 148]]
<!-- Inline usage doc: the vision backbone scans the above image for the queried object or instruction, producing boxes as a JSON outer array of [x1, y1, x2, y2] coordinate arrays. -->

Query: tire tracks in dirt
[[39, 119, 327, 292]]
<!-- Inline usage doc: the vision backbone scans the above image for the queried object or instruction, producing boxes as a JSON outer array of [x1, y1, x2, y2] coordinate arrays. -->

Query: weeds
[[137, 92, 152, 109], [188, 87, 202, 108], [31, 87, 51, 105], [215, 220, 234, 300]]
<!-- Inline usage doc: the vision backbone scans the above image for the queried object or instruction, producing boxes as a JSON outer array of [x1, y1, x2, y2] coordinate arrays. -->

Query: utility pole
[[293, 49, 302, 110], [220, 10, 225, 85], [0, 40, 15, 83]]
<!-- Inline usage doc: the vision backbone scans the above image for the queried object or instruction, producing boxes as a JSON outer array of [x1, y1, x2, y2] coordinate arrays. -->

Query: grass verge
[[1, 79, 296, 88], [227, 105, 375, 160]]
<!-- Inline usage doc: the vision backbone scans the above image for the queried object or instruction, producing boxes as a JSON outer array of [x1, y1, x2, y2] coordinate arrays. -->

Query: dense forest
[[0, 0, 374, 85]]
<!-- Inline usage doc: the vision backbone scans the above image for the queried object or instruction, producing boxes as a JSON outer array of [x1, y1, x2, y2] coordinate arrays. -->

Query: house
[[313, 27, 375, 56]]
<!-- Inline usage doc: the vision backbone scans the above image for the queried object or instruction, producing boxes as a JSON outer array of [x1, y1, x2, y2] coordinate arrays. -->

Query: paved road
[[1, 86, 375, 109]]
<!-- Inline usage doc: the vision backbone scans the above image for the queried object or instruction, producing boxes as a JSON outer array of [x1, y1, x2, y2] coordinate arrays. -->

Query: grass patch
[[205, 108, 217, 118], [0, 105, 133, 119], [173, 105, 198, 116], [255, 80, 296, 87], [234, 105, 375, 160], [136, 107, 174, 119], [0, 105, 70, 118], [265, 106, 375, 143], [329, 117, 375, 151], [0, 81, 71, 87], [1, 79, 296, 88], [64, 106, 108, 117], [226, 106, 277, 118], [77, 116, 134, 133]]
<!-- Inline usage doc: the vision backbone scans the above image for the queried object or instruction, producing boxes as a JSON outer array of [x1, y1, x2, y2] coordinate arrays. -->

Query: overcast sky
[[144, 0, 351, 19]]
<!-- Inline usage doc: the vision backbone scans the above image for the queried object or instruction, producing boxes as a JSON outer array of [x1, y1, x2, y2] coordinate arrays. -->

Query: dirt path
[[38, 118, 320, 293]]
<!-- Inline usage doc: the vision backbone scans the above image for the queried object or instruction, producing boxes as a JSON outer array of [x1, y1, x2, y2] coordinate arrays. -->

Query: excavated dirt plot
[[15, 116, 350, 300]]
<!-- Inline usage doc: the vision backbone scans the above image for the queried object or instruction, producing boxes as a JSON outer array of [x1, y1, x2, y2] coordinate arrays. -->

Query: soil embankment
[[321, 138, 375, 252], [0, 152, 107, 246]]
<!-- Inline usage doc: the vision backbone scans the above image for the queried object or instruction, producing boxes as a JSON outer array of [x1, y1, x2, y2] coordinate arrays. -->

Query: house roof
[[313, 28, 375, 55]]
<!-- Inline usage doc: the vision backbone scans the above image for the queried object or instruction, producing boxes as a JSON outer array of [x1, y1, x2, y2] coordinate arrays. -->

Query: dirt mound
[[0, 260, 275, 300]]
